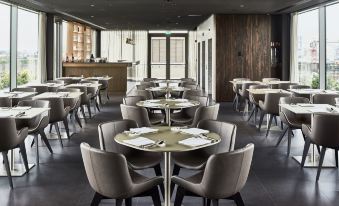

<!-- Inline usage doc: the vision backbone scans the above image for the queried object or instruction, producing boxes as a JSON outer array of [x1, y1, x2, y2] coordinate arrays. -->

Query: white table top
[[229, 80, 262, 85], [57, 77, 84, 80], [247, 89, 289, 95], [65, 83, 102, 88], [0, 107, 50, 119], [85, 76, 112, 81], [0, 92, 37, 99], [26, 83, 64, 88], [137, 99, 200, 109], [287, 89, 339, 95], [33, 92, 83, 99], [279, 104, 339, 114], [264, 81, 292, 85], [146, 87, 190, 92]]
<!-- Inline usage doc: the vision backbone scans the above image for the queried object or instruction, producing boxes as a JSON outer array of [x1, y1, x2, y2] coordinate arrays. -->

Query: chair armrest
[[64, 106, 71, 115], [17, 127, 28, 144]]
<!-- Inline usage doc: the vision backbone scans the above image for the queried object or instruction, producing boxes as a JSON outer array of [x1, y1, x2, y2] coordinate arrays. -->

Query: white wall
[[196, 15, 216, 100]]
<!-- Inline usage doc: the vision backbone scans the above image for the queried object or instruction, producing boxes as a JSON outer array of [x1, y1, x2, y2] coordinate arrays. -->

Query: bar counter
[[62, 62, 132, 93]]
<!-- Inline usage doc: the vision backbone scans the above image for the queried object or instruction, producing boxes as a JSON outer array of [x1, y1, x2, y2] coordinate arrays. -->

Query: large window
[[0, 3, 11, 91], [17, 8, 39, 86], [326, 3, 339, 90], [296, 9, 320, 88]]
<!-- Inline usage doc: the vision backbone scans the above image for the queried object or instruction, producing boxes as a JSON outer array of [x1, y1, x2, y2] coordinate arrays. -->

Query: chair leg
[[254, 107, 258, 125], [116, 199, 123, 206], [301, 138, 312, 167], [90, 192, 104, 206], [247, 106, 255, 122], [80, 106, 87, 122], [276, 127, 288, 147], [54, 123, 63, 147], [106, 89, 110, 100], [274, 116, 278, 126], [150, 187, 162, 206], [207, 199, 211, 206], [74, 109, 82, 128], [87, 103, 92, 118], [34, 134, 39, 165], [212, 199, 219, 206], [265, 115, 274, 137], [95, 99, 101, 112], [63, 118, 71, 139], [287, 128, 292, 156], [258, 112, 266, 131], [2, 152, 13, 188], [39, 129, 53, 154], [316, 147, 327, 181], [232, 192, 245, 206], [98, 91, 103, 105], [154, 164, 164, 197], [125, 198, 132, 206], [49, 124, 53, 133], [335, 149, 338, 168], [174, 186, 185, 206], [19, 143, 29, 172], [171, 164, 181, 196]]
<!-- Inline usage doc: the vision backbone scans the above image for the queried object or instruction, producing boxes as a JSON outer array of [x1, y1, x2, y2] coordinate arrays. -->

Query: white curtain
[[38, 12, 47, 82], [290, 13, 298, 82]]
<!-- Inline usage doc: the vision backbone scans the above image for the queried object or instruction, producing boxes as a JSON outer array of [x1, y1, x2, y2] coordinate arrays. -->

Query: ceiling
[[4, 0, 336, 30]]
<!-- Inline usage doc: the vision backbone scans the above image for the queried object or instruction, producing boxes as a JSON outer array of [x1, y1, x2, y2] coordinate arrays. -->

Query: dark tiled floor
[[0, 96, 339, 206]]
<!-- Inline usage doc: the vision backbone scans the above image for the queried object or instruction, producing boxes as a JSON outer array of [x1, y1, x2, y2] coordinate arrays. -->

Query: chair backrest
[[248, 85, 270, 104], [98, 120, 138, 154], [198, 120, 237, 154], [0, 118, 23, 151], [262, 78, 280, 83], [59, 78, 80, 85], [240, 83, 259, 98], [120, 104, 151, 127], [0, 97, 12, 107], [186, 95, 208, 107], [57, 88, 81, 93], [17, 100, 50, 130], [18, 99, 50, 108], [143, 78, 157, 82], [57, 88, 81, 109], [136, 90, 153, 100], [28, 86, 49, 94], [278, 83, 298, 90], [12, 87, 36, 92], [136, 85, 148, 90], [139, 81, 156, 87], [279, 97, 310, 126], [46, 80, 64, 84], [182, 90, 203, 99], [39, 98, 67, 123], [80, 143, 133, 198], [262, 92, 291, 114], [191, 103, 220, 127], [310, 113, 339, 148], [123, 96, 146, 106], [67, 86, 89, 104], [311, 93, 339, 106], [201, 144, 254, 199], [290, 85, 311, 89]]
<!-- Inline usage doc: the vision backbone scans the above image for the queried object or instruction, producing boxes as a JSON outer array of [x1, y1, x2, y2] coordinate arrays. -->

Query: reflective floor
[[0, 95, 338, 206]]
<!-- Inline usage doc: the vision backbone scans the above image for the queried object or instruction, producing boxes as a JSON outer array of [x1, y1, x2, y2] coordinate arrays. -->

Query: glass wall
[[326, 3, 339, 90], [295, 9, 320, 88], [0, 3, 11, 91], [17, 8, 39, 86]]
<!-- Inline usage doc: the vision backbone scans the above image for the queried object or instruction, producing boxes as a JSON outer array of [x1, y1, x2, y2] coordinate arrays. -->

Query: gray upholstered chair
[[40, 98, 70, 147], [123, 96, 145, 106], [81, 80, 100, 112], [136, 85, 148, 90], [276, 97, 310, 156], [182, 90, 203, 99], [258, 92, 291, 137], [80, 143, 163, 206], [278, 83, 298, 90], [232, 78, 250, 111], [68, 86, 92, 119], [190, 103, 220, 127], [172, 144, 254, 206], [98, 120, 164, 195], [301, 113, 339, 181], [120, 104, 152, 127], [262, 78, 280, 83], [171, 95, 209, 125], [311, 93, 339, 106], [58, 78, 80, 85], [12, 87, 36, 92], [45, 80, 64, 84], [57, 88, 82, 128], [98, 79, 110, 103], [143, 78, 158, 82], [137, 90, 153, 100], [239, 82, 259, 113], [0, 118, 29, 188], [247, 84, 270, 124], [16, 100, 53, 164], [182, 83, 197, 90], [290, 85, 311, 89], [28, 85, 48, 94], [171, 120, 237, 194], [0, 97, 12, 107]]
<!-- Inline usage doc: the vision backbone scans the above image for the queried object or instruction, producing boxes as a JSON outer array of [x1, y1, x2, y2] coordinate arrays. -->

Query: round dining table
[[114, 126, 221, 206], [146, 86, 190, 99], [136, 99, 200, 126]]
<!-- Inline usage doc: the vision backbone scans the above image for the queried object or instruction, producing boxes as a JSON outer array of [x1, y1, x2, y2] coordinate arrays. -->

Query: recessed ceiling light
[[90, 15, 94, 18], [90, 4, 95, 7], [188, 14, 202, 17], [177, 15, 181, 18], [175, 22, 179, 25], [240, 4, 245, 8]]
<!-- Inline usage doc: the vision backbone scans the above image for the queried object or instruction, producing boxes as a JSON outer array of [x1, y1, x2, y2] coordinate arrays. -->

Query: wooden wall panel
[[215, 14, 272, 102]]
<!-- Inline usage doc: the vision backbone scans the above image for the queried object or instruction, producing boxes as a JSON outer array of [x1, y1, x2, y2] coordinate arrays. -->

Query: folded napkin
[[123, 137, 155, 147], [176, 102, 195, 107], [129, 127, 159, 134], [179, 128, 209, 135], [178, 137, 212, 147]]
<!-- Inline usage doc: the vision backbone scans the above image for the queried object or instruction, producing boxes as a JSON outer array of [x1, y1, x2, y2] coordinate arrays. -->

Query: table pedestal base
[[0, 164, 35, 177]]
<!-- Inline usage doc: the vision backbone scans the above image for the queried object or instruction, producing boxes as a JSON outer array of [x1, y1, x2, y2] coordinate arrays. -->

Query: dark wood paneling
[[215, 14, 272, 102]]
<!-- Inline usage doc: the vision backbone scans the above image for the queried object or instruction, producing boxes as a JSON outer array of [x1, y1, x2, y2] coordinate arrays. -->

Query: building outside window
[[0, 3, 11, 91], [17, 8, 39, 86]]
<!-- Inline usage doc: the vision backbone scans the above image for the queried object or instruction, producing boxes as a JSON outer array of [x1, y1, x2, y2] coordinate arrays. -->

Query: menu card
[[129, 127, 159, 134], [178, 137, 212, 147], [123, 137, 155, 147], [179, 128, 209, 135]]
